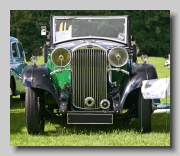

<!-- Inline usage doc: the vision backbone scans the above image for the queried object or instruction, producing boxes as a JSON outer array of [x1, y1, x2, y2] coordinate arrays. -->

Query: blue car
[[10, 36, 27, 107]]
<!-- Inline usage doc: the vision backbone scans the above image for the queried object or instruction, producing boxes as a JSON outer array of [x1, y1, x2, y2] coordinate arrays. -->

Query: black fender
[[21, 65, 60, 106], [119, 63, 158, 111]]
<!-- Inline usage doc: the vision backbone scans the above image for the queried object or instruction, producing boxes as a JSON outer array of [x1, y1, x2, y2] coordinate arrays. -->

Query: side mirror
[[41, 26, 50, 41], [41, 26, 47, 36]]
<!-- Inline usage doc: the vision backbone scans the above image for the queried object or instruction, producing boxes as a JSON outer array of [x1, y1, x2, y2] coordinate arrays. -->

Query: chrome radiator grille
[[72, 46, 107, 109]]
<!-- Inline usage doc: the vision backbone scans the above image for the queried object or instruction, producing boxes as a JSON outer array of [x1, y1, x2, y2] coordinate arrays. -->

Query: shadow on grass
[[43, 118, 134, 136], [10, 96, 25, 109], [43, 113, 170, 136], [10, 96, 26, 134]]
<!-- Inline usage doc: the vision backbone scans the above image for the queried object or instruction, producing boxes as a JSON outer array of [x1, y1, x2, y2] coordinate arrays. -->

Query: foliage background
[[10, 10, 170, 60]]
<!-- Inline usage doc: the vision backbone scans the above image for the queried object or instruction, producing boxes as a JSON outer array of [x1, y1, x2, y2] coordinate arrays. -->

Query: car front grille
[[72, 45, 107, 109]]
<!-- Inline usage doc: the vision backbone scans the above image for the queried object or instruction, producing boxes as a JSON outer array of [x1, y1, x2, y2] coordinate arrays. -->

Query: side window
[[12, 42, 19, 57], [18, 42, 24, 58]]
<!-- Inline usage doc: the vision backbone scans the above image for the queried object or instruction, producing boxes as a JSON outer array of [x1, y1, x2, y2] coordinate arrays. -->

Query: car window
[[17, 42, 24, 58], [12, 42, 19, 57]]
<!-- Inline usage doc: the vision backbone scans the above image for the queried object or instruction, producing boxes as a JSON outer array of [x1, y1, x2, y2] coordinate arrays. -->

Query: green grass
[[26, 55, 44, 65], [10, 56, 170, 146]]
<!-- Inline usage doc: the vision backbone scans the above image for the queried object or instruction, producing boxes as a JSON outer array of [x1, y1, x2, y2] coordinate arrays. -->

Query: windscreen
[[53, 16, 128, 44]]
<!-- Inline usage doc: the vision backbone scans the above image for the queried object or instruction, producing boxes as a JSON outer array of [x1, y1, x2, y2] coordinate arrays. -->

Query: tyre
[[138, 90, 152, 133], [25, 87, 45, 135], [20, 93, 25, 100]]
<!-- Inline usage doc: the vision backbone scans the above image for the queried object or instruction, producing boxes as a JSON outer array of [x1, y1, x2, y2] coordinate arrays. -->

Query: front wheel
[[25, 87, 45, 135], [138, 90, 152, 133]]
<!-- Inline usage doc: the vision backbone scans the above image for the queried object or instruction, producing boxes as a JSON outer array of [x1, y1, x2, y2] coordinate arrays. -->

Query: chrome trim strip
[[71, 42, 107, 52]]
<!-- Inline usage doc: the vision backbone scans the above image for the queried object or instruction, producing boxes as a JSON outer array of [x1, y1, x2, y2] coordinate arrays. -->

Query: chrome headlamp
[[108, 47, 129, 67], [51, 47, 71, 67]]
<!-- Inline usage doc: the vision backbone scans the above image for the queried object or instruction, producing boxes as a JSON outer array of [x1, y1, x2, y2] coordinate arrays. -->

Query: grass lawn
[[10, 56, 170, 146]]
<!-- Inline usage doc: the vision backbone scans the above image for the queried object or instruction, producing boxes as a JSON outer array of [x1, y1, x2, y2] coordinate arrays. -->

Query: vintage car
[[22, 16, 158, 135], [10, 36, 27, 107]]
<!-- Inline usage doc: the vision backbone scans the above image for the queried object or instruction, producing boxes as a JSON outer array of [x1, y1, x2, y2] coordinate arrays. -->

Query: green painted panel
[[111, 63, 129, 82], [46, 57, 71, 90]]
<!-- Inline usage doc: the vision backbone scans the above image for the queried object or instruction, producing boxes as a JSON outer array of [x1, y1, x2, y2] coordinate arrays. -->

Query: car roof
[[10, 36, 18, 43]]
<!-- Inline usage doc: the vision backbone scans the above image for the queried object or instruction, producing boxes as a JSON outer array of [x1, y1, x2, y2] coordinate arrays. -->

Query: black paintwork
[[119, 63, 158, 111], [21, 65, 60, 106]]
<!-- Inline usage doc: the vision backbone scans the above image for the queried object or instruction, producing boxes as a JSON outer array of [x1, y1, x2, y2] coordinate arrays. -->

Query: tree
[[10, 10, 170, 58], [125, 10, 170, 56]]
